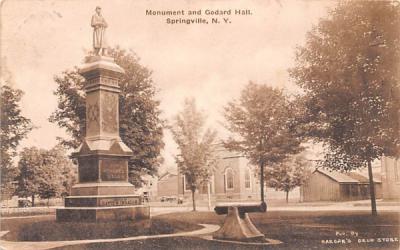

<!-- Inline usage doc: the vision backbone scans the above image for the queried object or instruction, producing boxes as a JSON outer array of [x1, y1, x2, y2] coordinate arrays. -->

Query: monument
[[56, 7, 150, 222]]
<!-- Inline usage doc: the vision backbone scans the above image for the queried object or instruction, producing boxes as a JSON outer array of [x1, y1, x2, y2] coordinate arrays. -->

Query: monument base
[[213, 206, 265, 242], [56, 205, 150, 222], [57, 182, 150, 223], [70, 182, 136, 196]]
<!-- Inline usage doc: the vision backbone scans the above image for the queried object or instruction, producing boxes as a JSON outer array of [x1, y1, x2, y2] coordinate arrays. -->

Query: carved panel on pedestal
[[79, 158, 98, 182], [100, 159, 127, 181], [87, 104, 99, 126], [86, 90, 100, 137], [101, 92, 118, 134]]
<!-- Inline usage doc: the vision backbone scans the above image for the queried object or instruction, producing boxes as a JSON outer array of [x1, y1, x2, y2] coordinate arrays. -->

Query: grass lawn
[[0, 215, 201, 241], [1, 207, 56, 217], [50, 210, 399, 250]]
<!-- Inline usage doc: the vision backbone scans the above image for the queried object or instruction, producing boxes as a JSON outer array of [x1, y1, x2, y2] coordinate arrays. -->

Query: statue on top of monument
[[91, 6, 108, 56]]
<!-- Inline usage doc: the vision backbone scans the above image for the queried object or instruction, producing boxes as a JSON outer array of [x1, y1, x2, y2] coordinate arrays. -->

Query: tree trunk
[[191, 189, 196, 211], [207, 181, 211, 211], [286, 190, 289, 203], [367, 160, 377, 216], [260, 161, 265, 205], [31, 195, 35, 207]]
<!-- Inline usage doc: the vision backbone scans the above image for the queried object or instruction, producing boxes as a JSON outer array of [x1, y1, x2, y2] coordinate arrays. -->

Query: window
[[245, 167, 251, 189], [183, 175, 191, 191], [360, 184, 369, 197], [201, 183, 208, 193], [341, 184, 350, 199], [225, 168, 234, 190]]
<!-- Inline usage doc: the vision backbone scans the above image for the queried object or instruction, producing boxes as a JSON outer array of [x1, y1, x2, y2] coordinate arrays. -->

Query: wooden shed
[[301, 169, 382, 202], [157, 171, 178, 198]]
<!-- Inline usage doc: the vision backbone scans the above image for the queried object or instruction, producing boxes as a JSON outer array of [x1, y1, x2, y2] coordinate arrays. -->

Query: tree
[[15, 146, 76, 206], [49, 47, 164, 185], [265, 154, 311, 203], [61, 159, 78, 197], [290, 1, 400, 215], [1, 84, 33, 198], [38, 146, 77, 204], [15, 147, 45, 206], [223, 82, 303, 206], [170, 98, 217, 211]]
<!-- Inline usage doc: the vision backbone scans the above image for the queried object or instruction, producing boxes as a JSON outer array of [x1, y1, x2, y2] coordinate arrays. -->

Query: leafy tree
[[170, 98, 217, 211], [290, 1, 400, 215], [49, 47, 164, 185], [0, 84, 33, 198], [48, 69, 85, 149], [61, 159, 78, 197], [15, 147, 45, 206], [38, 146, 77, 202], [265, 154, 311, 203], [38, 183, 58, 207], [223, 82, 303, 206], [15, 146, 76, 206]]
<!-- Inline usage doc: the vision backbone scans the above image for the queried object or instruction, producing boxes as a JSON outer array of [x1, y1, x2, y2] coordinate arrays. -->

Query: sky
[[1, 0, 335, 171]]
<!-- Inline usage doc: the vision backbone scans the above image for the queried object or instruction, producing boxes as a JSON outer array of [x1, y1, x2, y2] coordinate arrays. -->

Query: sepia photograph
[[0, 0, 399, 249]]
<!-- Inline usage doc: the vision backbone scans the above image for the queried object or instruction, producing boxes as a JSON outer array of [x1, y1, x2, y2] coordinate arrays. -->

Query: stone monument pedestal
[[56, 56, 150, 222]]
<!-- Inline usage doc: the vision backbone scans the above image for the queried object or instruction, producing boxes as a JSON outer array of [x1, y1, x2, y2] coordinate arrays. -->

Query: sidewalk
[[151, 201, 400, 215], [1, 201, 398, 218]]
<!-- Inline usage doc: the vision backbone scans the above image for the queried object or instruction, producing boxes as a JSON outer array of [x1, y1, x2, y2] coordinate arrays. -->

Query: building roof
[[316, 169, 358, 183], [158, 171, 177, 181], [347, 172, 382, 183], [315, 168, 381, 184], [346, 172, 369, 183]]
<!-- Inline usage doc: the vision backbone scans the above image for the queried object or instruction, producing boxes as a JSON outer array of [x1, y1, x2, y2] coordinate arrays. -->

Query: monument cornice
[[72, 151, 133, 158], [79, 56, 125, 81], [80, 67, 125, 81], [85, 83, 121, 94]]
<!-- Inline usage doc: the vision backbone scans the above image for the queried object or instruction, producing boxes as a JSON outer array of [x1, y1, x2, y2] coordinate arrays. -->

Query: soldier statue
[[91, 6, 108, 56]]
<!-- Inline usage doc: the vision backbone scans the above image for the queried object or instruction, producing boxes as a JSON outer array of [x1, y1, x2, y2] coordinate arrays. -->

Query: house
[[381, 156, 400, 200], [177, 147, 260, 201], [157, 171, 178, 198], [301, 168, 382, 202]]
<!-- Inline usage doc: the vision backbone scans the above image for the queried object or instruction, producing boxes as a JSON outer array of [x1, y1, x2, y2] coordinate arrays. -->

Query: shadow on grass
[[1, 216, 201, 241]]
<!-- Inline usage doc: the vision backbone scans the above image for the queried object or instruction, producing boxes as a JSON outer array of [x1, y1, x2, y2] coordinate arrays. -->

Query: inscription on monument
[[100, 159, 127, 181], [65, 196, 141, 207], [99, 197, 141, 207]]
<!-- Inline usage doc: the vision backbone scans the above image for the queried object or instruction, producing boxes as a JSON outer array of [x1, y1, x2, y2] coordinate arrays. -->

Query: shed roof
[[347, 172, 382, 183], [315, 169, 381, 184], [158, 171, 177, 181], [316, 169, 358, 183]]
